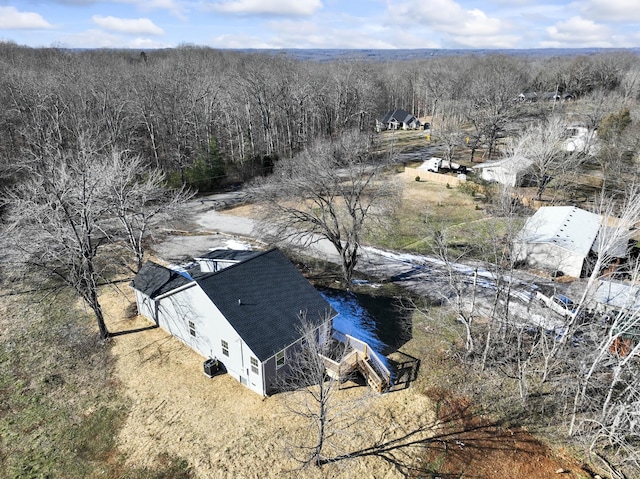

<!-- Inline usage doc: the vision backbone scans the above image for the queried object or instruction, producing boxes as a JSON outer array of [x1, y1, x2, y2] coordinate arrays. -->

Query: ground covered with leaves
[[0, 288, 191, 479]]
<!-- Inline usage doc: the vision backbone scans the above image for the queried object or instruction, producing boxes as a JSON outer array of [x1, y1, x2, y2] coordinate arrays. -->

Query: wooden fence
[[404, 167, 466, 186]]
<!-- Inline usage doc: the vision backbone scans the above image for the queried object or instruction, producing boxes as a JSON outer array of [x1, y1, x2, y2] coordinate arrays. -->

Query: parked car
[[536, 292, 578, 319], [422, 157, 466, 174]]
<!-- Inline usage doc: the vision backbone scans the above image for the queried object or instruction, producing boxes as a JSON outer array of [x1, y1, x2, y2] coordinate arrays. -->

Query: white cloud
[[581, 0, 640, 22], [56, 28, 170, 48], [209, 19, 400, 49], [450, 33, 521, 49], [275, 28, 399, 49], [458, 9, 502, 36], [0, 6, 53, 30], [210, 0, 322, 16], [53, 0, 188, 19], [92, 15, 164, 35], [386, 0, 519, 47], [545, 16, 613, 47]]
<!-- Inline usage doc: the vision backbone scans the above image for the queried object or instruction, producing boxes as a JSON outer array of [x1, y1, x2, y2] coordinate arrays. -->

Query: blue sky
[[0, 0, 638, 50]]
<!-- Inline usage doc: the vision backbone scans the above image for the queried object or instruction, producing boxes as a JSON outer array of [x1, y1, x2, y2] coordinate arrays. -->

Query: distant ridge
[[234, 48, 640, 62], [60, 47, 640, 62]]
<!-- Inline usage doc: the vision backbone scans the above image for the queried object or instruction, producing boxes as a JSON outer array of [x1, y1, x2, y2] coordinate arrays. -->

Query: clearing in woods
[[107, 172, 596, 478]]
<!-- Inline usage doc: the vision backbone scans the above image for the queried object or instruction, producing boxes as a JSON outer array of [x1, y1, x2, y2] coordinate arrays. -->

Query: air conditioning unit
[[203, 358, 221, 378]]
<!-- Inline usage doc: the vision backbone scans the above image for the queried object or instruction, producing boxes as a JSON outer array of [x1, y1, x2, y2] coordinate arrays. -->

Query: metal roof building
[[514, 206, 603, 277]]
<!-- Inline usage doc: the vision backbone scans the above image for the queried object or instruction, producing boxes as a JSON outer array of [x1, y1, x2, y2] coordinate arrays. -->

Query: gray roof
[[381, 109, 418, 125], [130, 261, 193, 299], [517, 206, 602, 257], [195, 249, 262, 262], [594, 280, 640, 312], [195, 249, 337, 361]]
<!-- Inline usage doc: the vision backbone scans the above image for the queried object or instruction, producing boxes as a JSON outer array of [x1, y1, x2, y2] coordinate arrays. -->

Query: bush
[[415, 175, 421, 182]]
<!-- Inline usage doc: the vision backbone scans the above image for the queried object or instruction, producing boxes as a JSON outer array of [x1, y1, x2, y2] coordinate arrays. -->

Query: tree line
[[2, 43, 639, 193]]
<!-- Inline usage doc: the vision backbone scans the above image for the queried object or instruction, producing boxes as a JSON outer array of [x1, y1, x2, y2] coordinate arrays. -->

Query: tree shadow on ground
[[320, 388, 590, 479], [109, 324, 158, 337]]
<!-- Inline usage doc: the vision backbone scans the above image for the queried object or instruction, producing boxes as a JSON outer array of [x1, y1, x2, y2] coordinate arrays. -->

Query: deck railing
[[330, 330, 392, 392]]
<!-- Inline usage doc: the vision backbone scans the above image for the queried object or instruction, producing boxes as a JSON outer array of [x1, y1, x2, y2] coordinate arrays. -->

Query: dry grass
[[91, 169, 596, 478], [102, 286, 595, 479], [103, 287, 436, 478]]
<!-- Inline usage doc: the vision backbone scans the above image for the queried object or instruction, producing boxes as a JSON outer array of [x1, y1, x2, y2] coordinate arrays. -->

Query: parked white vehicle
[[536, 291, 578, 319], [419, 157, 467, 173]]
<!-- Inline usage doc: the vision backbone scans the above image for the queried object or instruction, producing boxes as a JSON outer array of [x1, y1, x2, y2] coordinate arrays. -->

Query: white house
[[472, 155, 534, 187], [562, 126, 600, 155], [378, 109, 422, 131], [130, 248, 337, 396], [514, 206, 603, 277]]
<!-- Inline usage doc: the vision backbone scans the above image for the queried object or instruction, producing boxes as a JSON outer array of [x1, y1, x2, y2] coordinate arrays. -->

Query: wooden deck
[[321, 331, 392, 393]]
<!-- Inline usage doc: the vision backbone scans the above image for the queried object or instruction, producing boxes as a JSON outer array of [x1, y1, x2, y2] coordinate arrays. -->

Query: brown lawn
[[102, 172, 598, 478]]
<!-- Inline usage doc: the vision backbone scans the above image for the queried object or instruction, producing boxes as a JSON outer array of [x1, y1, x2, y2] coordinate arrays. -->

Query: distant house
[[518, 92, 537, 102], [562, 125, 600, 155], [378, 109, 422, 131], [130, 248, 337, 396], [541, 92, 561, 102], [472, 155, 534, 187], [591, 280, 640, 352], [514, 206, 630, 278]]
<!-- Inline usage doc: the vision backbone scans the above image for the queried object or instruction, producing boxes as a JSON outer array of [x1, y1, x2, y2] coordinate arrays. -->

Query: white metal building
[[472, 155, 534, 187], [514, 206, 603, 277]]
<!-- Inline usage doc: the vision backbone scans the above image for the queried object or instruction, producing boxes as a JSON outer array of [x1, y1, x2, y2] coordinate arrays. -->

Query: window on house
[[221, 339, 229, 356], [276, 350, 285, 369], [188, 321, 196, 338], [250, 357, 259, 375]]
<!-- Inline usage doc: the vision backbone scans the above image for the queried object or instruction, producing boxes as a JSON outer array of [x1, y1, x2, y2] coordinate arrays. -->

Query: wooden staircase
[[321, 331, 392, 393]]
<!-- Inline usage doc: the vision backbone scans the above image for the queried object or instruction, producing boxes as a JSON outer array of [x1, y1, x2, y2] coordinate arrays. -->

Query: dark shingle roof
[[381, 109, 416, 125], [130, 261, 193, 299], [195, 249, 262, 262], [196, 249, 337, 361]]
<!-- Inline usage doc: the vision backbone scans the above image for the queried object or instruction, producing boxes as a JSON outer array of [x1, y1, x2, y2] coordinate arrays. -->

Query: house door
[[239, 375, 248, 386]]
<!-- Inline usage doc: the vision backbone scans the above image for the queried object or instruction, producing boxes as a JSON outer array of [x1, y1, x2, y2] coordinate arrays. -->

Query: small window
[[221, 339, 229, 357], [188, 321, 196, 338], [276, 350, 285, 369], [250, 357, 259, 375]]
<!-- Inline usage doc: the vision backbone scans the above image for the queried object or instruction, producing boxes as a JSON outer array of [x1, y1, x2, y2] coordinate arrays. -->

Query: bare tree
[[278, 318, 371, 469], [105, 150, 193, 272], [463, 55, 529, 161], [3, 139, 114, 338], [2, 140, 188, 338], [253, 130, 400, 286], [506, 116, 580, 200]]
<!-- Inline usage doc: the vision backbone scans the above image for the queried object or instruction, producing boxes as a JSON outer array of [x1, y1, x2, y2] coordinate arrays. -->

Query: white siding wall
[[154, 285, 265, 396], [516, 243, 584, 277], [135, 290, 157, 323], [480, 167, 518, 187]]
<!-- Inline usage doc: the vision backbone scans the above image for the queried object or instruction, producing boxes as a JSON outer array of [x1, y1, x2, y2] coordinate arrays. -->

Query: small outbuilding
[[592, 279, 640, 314], [472, 155, 534, 187], [514, 206, 603, 277]]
